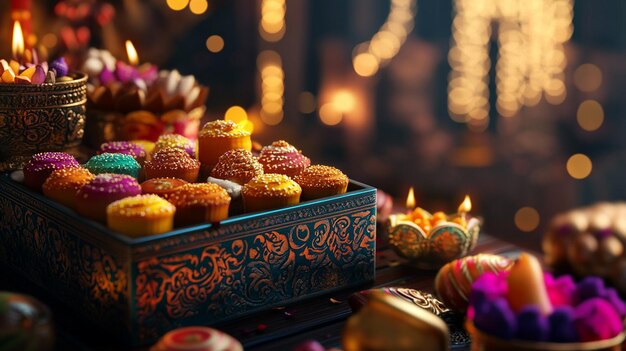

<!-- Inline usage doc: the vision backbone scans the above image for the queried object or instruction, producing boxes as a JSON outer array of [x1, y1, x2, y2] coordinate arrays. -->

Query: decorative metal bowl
[[0, 73, 87, 171], [387, 213, 480, 269], [466, 320, 625, 351], [83, 106, 205, 148]]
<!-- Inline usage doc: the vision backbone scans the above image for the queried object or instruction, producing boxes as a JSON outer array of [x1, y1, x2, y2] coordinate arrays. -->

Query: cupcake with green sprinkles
[[84, 153, 141, 179]]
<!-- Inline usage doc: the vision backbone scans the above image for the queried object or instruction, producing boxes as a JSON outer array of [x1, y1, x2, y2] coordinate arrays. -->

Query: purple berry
[[474, 297, 517, 339], [516, 305, 549, 341], [574, 298, 622, 342], [575, 277, 606, 304], [548, 306, 578, 342], [293, 340, 326, 351]]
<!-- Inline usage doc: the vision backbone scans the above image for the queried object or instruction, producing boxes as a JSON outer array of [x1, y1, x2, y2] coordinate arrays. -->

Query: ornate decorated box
[[0, 174, 376, 346]]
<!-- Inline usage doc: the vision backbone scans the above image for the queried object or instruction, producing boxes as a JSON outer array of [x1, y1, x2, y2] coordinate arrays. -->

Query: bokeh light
[[319, 103, 343, 126], [576, 100, 604, 132], [333, 90, 356, 113], [567, 154, 593, 179], [353, 53, 379, 77], [514, 207, 541, 232], [298, 92, 316, 114], [225, 106, 248, 123], [189, 0, 208, 14], [206, 35, 224, 53], [166, 0, 189, 11], [574, 63, 602, 92]]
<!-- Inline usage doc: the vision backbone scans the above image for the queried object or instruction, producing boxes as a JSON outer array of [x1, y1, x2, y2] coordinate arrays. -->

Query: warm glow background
[[1, 0, 625, 250]]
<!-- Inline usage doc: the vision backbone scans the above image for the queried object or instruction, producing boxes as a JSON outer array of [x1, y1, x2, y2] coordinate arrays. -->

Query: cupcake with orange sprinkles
[[167, 183, 231, 226], [107, 194, 175, 237], [210, 149, 263, 185], [293, 165, 349, 201], [140, 178, 188, 199], [151, 134, 196, 159], [144, 148, 200, 183], [258, 140, 310, 178], [42, 167, 95, 209], [242, 173, 302, 212]]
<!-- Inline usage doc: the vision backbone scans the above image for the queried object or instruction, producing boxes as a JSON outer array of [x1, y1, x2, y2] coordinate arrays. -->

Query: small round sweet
[[131, 139, 156, 159], [258, 140, 311, 178], [152, 134, 196, 159], [168, 183, 231, 226], [140, 178, 188, 199], [293, 164, 348, 201], [434, 254, 513, 312], [107, 195, 175, 237], [23, 152, 80, 191], [144, 148, 200, 183], [0, 292, 54, 351], [84, 153, 141, 179], [76, 174, 142, 222], [198, 120, 252, 172], [150, 326, 243, 351], [210, 149, 263, 185], [242, 173, 301, 212], [98, 141, 147, 164], [42, 167, 95, 210]]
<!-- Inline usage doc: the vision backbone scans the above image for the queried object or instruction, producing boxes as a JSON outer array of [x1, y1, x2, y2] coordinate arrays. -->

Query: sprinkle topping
[[199, 120, 251, 138], [152, 134, 196, 158], [211, 149, 264, 184], [145, 148, 200, 171], [99, 141, 146, 160], [293, 165, 348, 189], [23, 152, 79, 172], [168, 183, 231, 208], [42, 167, 94, 191], [107, 194, 175, 218], [78, 173, 141, 197], [258, 140, 310, 177], [84, 153, 141, 178], [242, 173, 302, 197]]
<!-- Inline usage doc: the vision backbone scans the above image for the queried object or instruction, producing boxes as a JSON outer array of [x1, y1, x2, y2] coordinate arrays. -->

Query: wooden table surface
[[1, 233, 525, 351]]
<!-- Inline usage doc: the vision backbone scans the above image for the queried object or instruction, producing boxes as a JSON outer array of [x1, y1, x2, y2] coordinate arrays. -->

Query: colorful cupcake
[[107, 194, 175, 237], [210, 149, 263, 185], [84, 153, 141, 179], [98, 141, 147, 164], [23, 152, 80, 191], [258, 140, 310, 178], [140, 178, 188, 199], [42, 167, 95, 210], [293, 165, 349, 201], [76, 173, 142, 222], [198, 120, 252, 173], [167, 183, 231, 226], [152, 134, 196, 158], [131, 139, 156, 159], [242, 173, 301, 212], [143, 148, 200, 183]]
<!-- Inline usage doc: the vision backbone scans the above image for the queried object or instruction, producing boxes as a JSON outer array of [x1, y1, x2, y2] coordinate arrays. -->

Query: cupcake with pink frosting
[[258, 140, 310, 178], [75, 173, 142, 222], [98, 141, 147, 164], [23, 152, 80, 191]]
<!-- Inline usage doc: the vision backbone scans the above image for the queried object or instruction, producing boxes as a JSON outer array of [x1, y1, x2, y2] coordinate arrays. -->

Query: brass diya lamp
[[387, 189, 480, 269], [82, 43, 208, 148], [0, 21, 87, 171]]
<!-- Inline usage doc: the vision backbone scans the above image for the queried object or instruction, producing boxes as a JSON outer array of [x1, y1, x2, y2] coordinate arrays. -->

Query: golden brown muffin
[[210, 149, 264, 185], [293, 165, 349, 201], [42, 167, 95, 209], [107, 194, 176, 237], [242, 173, 301, 212], [144, 148, 200, 183], [198, 120, 252, 173], [167, 183, 231, 226], [258, 140, 310, 178], [140, 178, 188, 199]]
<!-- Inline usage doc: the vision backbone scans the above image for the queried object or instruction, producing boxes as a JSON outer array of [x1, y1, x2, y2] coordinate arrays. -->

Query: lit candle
[[456, 195, 471, 227], [12, 21, 25, 63], [406, 186, 416, 213], [125, 40, 139, 66], [506, 253, 553, 315]]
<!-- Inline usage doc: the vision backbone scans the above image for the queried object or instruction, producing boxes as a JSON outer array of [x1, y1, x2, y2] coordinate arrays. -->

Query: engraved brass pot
[[0, 73, 87, 171]]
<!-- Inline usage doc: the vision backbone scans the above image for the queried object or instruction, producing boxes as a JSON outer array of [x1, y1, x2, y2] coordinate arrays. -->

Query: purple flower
[[603, 288, 626, 317], [575, 277, 606, 304], [549, 306, 578, 342], [574, 298, 623, 342], [516, 305, 549, 341], [50, 57, 68, 77], [545, 273, 576, 307], [474, 297, 517, 339], [99, 67, 115, 85]]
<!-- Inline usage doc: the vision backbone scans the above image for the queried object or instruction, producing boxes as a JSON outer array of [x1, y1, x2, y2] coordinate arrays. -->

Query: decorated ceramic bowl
[[387, 212, 480, 269]]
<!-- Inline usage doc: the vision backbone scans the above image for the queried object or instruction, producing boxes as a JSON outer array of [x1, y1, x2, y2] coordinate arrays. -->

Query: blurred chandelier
[[448, 0, 573, 130]]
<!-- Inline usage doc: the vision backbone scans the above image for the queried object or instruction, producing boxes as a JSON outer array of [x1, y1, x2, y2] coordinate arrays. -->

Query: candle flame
[[125, 40, 139, 65], [458, 195, 472, 213], [406, 187, 416, 209], [12, 21, 24, 59]]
